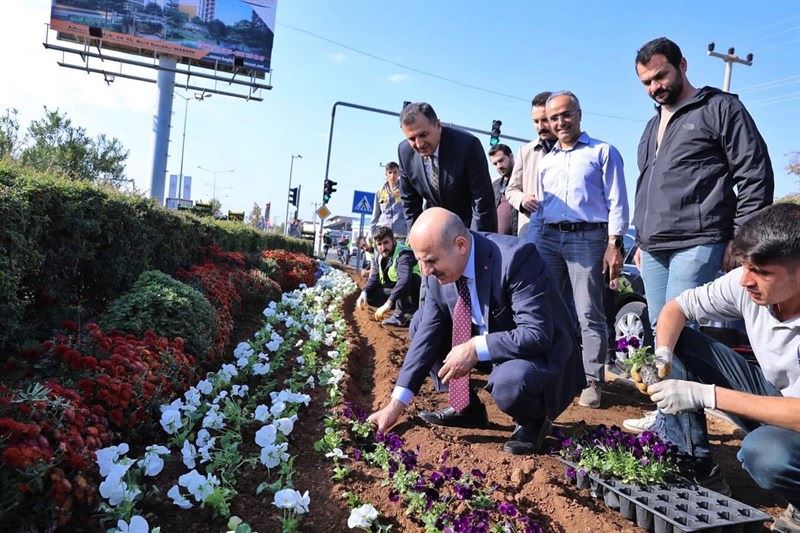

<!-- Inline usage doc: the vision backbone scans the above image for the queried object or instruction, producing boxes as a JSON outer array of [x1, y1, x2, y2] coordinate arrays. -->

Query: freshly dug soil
[[329, 269, 784, 532], [150, 269, 784, 532]]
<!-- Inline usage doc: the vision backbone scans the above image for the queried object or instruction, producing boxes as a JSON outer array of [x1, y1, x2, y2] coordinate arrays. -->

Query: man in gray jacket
[[633, 37, 774, 329]]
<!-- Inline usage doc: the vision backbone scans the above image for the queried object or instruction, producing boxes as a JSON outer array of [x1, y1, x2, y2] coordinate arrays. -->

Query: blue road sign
[[352, 190, 376, 214]]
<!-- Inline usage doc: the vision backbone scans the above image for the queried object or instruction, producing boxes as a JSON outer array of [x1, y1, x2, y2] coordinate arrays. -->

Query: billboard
[[50, 0, 277, 77]]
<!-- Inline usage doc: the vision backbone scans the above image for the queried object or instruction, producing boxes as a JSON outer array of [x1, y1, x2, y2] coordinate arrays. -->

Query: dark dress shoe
[[503, 417, 552, 455], [417, 403, 489, 428]]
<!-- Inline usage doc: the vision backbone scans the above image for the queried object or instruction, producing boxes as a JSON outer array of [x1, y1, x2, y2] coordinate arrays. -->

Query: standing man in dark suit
[[397, 103, 497, 233], [368, 208, 585, 454]]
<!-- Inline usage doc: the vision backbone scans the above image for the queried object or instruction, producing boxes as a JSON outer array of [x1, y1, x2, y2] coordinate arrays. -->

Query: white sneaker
[[623, 410, 658, 434]]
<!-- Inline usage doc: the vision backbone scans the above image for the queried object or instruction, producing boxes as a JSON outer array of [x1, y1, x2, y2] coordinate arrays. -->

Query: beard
[[653, 75, 684, 106]]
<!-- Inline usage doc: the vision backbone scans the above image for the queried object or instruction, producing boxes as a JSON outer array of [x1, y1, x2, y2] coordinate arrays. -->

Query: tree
[[248, 202, 262, 227], [207, 19, 228, 41], [0, 108, 21, 159], [18, 107, 129, 187], [778, 151, 800, 205], [144, 2, 162, 16]]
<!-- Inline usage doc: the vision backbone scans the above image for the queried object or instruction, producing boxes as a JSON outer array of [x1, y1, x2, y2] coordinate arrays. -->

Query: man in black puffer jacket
[[633, 37, 774, 332]]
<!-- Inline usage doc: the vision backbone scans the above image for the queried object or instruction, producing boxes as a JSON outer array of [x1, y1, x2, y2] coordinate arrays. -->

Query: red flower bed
[[177, 245, 282, 360], [0, 323, 199, 529], [262, 249, 317, 291], [0, 244, 312, 529]]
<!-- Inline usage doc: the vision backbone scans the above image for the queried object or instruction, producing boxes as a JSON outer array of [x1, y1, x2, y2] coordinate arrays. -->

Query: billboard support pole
[[149, 55, 177, 204]]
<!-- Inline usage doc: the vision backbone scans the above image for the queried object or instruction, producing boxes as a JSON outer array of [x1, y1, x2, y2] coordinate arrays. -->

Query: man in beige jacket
[[505, 91, 556, 240]]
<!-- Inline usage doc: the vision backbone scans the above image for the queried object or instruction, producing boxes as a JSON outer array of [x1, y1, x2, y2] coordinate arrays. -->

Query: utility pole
[[707, 42, 753, 92]]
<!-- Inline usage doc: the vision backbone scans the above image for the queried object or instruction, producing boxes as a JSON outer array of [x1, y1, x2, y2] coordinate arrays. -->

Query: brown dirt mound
[[333, 268, 784, 532]]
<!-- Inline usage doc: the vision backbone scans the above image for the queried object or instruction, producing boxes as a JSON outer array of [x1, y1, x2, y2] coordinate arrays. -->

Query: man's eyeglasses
[[548, 110, 578, 123]]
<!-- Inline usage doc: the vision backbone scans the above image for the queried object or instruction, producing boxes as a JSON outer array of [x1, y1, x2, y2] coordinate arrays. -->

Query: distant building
[[198, 0, 217, 22], [178, 3, 198, 18]]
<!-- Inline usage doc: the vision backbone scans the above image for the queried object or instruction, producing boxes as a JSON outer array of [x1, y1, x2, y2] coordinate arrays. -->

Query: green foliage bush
[[100, 270, 217, 361], [0, 160, 313, 353]]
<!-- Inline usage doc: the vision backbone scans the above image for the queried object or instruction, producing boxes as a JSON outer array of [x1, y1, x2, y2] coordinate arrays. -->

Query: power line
[[746, 92, 800, 107], [754, 38, 800, 54], [739, 79, 800, 94], [278, 22, 646, 123], [737, 26, 800, 47], [718, 15, 799, 42], [738, 75, 800, 92]]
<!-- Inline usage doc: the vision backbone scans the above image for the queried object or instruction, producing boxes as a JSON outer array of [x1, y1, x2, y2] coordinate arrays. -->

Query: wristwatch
[[609, 236, 623, 250]]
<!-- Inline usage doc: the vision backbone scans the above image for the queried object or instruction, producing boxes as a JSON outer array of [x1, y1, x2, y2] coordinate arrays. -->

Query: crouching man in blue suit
[[368, 207, 585, 454]]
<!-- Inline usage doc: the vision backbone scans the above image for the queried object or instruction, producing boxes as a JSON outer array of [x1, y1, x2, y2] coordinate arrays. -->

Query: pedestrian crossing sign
[[352, 190, 375, 214]]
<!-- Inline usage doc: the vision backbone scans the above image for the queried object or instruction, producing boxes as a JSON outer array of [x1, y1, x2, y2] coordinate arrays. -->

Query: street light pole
[[196, 165, 234, 204], [285, 154, 302, 235], [174, 91, 212, 200]]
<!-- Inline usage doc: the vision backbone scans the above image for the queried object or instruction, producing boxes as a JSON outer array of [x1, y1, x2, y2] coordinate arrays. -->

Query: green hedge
[[100, 270, 218, 362], [0, 160, 311, 352]]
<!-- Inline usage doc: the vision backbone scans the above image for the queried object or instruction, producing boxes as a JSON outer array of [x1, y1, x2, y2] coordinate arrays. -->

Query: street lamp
[[196, 165, 234, 203], [173, 91, 212, 200], [285, 154, 302, 235]]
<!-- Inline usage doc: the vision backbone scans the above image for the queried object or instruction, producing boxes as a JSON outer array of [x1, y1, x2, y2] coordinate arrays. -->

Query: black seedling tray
[[559, 458, 770, 532]]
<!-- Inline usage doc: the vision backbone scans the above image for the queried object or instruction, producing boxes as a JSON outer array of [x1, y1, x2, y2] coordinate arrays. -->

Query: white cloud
[[388, 73, 408, 83], [329, 52, 346, 63]]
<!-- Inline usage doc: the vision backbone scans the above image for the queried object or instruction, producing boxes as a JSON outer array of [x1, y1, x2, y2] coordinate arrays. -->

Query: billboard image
[[50, 0, 277, 77]]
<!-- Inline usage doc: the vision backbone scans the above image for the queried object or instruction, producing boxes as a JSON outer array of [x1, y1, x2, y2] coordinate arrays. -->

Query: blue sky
[[2, 0, 798, 226]]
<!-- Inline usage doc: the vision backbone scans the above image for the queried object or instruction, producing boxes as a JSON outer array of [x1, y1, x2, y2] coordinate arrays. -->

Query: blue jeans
[[658, 328, 800, 507], [640, 243, 726, 327], [537, 225, 607, 382]]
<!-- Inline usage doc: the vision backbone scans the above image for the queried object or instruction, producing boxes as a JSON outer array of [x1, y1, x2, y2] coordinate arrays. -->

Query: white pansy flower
[[137, 445, 169, 477], [233, 341, 254, 359], [167, 484, 193, 509], [160, 408, 183, 435], [325, 448, 347, 460], [253, 362, 271, 375], [254, 404, 270, 422], [348, 504, 379, 529], [270, 401, 286, 417], [181, 440, 197, 469], [196, 379, 213, 395], [202, 405, 225, 430], [260, 442, 289, 468], [273, 488, 310, 514], [296, 356, 305, 365], [274, 415, 298, 436], [255, 424, 277, 447], [196, 429, 212, 448], [115, 515, 149, 533], [95, 443, 129, 477]]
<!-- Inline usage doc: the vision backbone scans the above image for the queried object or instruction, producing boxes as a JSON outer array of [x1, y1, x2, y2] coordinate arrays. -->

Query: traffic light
[[323, 179, 337, 203], [490, 120, 502, 146], [288, 187, 298, 207]]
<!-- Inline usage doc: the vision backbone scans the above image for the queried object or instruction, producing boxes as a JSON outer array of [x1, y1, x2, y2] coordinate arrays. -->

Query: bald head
[[408, 208, 471, 284]]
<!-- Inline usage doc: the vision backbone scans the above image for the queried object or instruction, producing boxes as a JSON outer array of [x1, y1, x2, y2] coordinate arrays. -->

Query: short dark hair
[[399, 102, 439, 126], [636, 37, 683, 68], [373, 226, 395, 242], [385, 161, 399, 170], [531, 91, 552, 107], [732, 203, 800, 265], [488, 144, 512, 158]]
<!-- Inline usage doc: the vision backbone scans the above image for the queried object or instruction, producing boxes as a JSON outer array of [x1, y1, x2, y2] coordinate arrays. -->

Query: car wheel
[[615, 301, 651, 344]]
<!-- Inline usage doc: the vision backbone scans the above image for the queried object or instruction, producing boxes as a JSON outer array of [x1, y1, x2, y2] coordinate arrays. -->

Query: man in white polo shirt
[[635, 203, 800, 531]]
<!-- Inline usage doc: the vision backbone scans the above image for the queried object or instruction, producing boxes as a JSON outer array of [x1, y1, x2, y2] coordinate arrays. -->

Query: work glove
[[654, 346, 674, 379], [647, 379, 716, 415], [374, 301, 392, 320], [356, 292, 368, 311]]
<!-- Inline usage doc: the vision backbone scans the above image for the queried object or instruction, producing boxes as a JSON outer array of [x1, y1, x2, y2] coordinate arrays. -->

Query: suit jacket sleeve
[[398, 143, 423, 233], [485, 245, 554, 363], [395, 277, 451, 393], [465, 136, 498, 232]]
